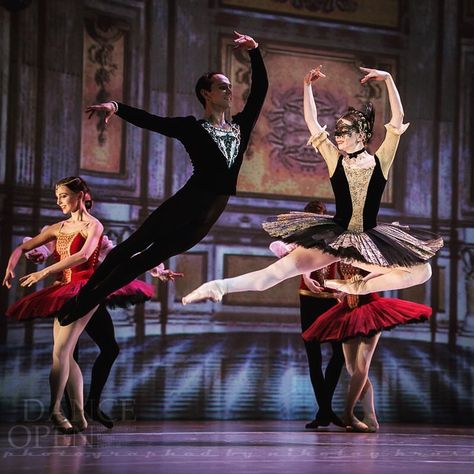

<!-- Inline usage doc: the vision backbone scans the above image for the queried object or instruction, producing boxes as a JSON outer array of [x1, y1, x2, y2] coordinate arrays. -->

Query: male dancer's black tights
[[65, 305, 119, 427], [70, 185, 228, 319], [299, 295, 344, 423]]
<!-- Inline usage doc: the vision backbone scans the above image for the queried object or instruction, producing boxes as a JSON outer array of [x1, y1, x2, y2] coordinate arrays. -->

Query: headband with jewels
[[338, 108, 373, 140]]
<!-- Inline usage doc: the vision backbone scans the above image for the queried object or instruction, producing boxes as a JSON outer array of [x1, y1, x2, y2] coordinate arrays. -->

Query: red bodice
[[52, 232, 102, 284]]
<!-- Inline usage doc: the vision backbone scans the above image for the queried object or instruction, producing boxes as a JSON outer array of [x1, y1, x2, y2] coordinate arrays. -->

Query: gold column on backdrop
[[222, 38, 396, 201], [81, 16, 127, 174]]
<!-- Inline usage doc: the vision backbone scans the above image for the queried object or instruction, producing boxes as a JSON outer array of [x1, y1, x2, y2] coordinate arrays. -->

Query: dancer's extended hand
[[150, 264, 184, 282], [19, 270, 48, 288], [2, 267, 15, 289], [85, 102, 116, 124], [304, 65, 326, 85], [302, 273, 324, 293], [233, 31, 258, 50], [156, 269, 184, 283], [360, 67, 391, 84]]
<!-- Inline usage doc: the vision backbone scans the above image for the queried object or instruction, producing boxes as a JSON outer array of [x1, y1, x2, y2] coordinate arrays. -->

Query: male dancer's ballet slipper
[[329, 412, 347, 427], [182, 280, 226, 305], [85, 400, 114, 429], [306, 411, 346, 429]]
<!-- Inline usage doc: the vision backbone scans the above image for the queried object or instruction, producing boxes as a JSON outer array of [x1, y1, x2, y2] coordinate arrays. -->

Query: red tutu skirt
[[6, 270, 154, 321], [302, 293, 432, 342]]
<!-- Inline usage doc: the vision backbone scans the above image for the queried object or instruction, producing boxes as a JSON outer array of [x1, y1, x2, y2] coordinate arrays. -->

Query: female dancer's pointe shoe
[[71, 416, 88, 433], [362, 415, 379, 433], [85, 401, 114, 429], [345, 415, 369, 433], [70, 409, 88, 432], [50, 412, 76, 435], [182, 280, 226, 305]]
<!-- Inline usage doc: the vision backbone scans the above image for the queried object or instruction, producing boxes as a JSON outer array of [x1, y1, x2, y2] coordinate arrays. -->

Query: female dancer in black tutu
[[58, 31, 268, 326], [302, 264, 432, 432], [3, 177, 153, 433], [182, 65, 443, 304]]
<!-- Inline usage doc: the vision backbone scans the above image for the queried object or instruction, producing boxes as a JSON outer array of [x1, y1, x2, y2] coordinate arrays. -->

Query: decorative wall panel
[[81, 15, 128, 174], [221, 0, 400, 28], [222, 38, 396, 202], [460, 42, 474, 212]]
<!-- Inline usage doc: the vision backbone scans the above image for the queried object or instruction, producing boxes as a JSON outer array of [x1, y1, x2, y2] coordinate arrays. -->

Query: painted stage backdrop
[[1, 0, 473, 427]]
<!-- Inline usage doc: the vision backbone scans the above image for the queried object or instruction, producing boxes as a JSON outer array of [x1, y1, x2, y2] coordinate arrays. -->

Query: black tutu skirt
[[262, 212, 443, 268], [302, 293, 432, 342]]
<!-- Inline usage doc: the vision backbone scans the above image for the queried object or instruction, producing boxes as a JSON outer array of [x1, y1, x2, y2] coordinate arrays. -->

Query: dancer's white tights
[[50, 307, 97, 420], [347, 261, 432, 295], [221, 247, 337, 293], [343, 333, 381, 425], [219, 247, 432, 295]]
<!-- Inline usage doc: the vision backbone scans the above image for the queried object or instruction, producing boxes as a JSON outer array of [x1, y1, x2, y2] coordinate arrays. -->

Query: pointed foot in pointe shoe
[[182, 280, 225, 305], [345, 416, 369, 433], [71, 418, 88, 433], [50, 412, 77, 435], [362, 415, 379, 433]]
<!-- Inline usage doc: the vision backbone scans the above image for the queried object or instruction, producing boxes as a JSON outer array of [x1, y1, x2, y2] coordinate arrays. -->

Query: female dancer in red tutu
[[3, 177, 153, 433], [22, 211, 180, 430], [303, 264, 431, 432], [182, 65, 443, 304]]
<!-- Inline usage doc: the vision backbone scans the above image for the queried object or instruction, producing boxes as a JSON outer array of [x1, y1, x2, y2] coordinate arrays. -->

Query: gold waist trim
[[299, 289, 338, 299]]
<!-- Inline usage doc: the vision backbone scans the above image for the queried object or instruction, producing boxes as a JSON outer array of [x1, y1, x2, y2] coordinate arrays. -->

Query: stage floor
[[1, 421, 473, 474]]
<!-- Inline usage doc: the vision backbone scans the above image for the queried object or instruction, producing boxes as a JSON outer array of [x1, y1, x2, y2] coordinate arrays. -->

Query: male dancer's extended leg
[[81, 196, 185, 295], [60, 192, 229, 325], [59, 189, 228, 325]]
